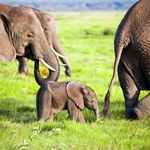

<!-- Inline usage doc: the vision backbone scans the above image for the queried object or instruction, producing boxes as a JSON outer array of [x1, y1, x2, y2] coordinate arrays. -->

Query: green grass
[[0, 11, 150, 150]]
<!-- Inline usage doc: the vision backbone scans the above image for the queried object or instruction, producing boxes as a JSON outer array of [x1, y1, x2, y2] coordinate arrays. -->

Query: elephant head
[[66, 82, 99, 121], [0, 4, 60, 85]]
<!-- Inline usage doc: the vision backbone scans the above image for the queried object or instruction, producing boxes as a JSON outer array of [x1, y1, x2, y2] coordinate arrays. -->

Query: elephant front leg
[[132, 93, 150, 120], [17, 57, 28, 75], [118, 62, 140, 119], [68, 100, 85, 123], [76, 111, 85, 123]]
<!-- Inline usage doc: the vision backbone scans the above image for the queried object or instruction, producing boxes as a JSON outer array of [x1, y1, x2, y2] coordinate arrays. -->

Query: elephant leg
[[118, 62, 140, 119], [132, 93, 150, 120], [17, 57, 28, 75], [68, 100, 85, 123], [37, 87, 53, 121], [45, 112, 54, 121], [38, 112, 54, 122], [76, 111, 85, 123], [131, 56, 150, 119]]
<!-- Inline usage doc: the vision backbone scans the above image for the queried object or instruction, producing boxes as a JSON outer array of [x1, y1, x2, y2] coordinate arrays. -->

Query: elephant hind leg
[[132, 93, 150, 120], [37, 107, 52, 121], [118, 62, 140, 119], [36, 87, 53, 121], [131, 56, 150, 119], [44, 112, 54, 121], [37, 107, 55, 121]]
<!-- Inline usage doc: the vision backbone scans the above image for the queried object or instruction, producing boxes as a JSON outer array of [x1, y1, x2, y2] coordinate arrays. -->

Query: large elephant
[[102, 0, 150, 120], [18, 8, 72, 77], [36, 81, 99, 123], [0, 4, 60, 85]]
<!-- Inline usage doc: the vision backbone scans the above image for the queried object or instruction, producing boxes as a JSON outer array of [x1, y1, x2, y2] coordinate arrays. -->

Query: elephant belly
[[120, 47, 150, 90]]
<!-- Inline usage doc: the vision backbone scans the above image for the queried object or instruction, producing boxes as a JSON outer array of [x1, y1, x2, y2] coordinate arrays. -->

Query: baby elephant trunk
[[94, 106, 99, 121]]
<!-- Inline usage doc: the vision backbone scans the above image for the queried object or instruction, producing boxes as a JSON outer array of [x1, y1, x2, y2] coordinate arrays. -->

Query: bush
[[102, 28, 114, 36]]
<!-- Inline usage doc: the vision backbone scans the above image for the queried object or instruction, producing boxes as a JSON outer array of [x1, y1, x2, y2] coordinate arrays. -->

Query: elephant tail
[[102, 45, 124, 118]]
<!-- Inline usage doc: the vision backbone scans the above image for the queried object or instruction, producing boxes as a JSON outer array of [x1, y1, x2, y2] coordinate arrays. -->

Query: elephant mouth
[[16, 45, 36, 60], [24, 45, 36, 60], [23, 45, 56, 71]]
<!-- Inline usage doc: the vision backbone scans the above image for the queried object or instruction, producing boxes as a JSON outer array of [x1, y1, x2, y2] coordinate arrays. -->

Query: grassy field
[[0, 11, 150, 150]]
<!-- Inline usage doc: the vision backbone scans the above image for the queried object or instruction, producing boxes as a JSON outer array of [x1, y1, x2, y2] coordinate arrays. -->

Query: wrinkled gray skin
[[0, 4, 60, 85], [36, 81, 99, 123], [102, 0, 150, 120], [18, 8, 72, 77]]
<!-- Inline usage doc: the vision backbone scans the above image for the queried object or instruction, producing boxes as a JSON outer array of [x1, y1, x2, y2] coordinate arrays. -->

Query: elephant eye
[[44, 28, 48, 31], [91, 99, 95, 103], [28, 32, 34, 38]]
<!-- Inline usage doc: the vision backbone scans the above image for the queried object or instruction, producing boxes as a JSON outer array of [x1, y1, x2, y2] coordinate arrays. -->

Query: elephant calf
[[36, 81, 99, 123]]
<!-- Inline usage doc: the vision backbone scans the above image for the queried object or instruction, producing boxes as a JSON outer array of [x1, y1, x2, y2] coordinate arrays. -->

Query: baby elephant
[[36, 81, 99, 123]]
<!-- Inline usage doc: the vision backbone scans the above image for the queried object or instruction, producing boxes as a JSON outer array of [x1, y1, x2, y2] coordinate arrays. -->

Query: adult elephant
[[0, 4, 60, 85], [102, 0, 150, 120], [18, 8, 72, 77]]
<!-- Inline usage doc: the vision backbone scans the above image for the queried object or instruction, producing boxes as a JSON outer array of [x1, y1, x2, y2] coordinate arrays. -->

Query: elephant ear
[[0, 15, 16, 61], [67, 81, 86, 110]]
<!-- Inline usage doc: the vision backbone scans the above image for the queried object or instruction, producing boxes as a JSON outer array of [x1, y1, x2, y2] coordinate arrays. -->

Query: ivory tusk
[[50, 45, 66, 58], [39, 58, 55, 71]]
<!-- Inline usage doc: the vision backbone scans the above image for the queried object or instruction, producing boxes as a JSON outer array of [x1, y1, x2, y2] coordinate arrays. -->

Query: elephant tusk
[[50, 45, 66, 58], [39, 58, 55, 71]]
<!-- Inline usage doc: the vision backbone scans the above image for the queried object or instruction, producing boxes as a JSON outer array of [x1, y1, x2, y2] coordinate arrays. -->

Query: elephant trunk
[[34, 52, 60, 86], [94, 106, 99, 121], [51, 30, 72, 76]]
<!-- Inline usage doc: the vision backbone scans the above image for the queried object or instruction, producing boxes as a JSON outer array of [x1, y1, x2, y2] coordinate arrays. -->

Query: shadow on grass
[[84, 101, 125, 123], [0, 98, 125, 124], [0, 98, 36, 123], [54, 101, 125, 123], [98, 101, 125, 119]]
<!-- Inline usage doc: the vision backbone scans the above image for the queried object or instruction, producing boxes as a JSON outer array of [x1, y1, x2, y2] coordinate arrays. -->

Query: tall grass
[[0, 11, 149, 149]]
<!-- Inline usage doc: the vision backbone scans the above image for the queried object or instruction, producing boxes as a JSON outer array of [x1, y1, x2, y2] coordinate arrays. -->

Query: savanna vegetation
[[0, 11, 149, 150]]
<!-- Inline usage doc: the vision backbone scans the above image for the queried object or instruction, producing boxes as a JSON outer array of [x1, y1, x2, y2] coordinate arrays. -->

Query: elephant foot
[[132, 105, 150, 120], [131, 108, 144, 120], [131, 95, 150, 120], [125, 108, 133, 119], [101, 110, 110, 119], [65, 68, 72, 76], [38, 115, 54, 122], [19, 69, 28, 75]]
